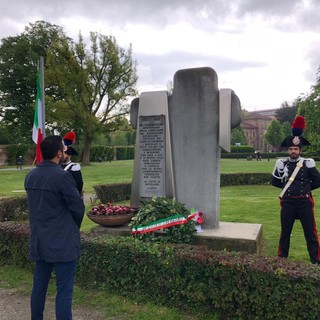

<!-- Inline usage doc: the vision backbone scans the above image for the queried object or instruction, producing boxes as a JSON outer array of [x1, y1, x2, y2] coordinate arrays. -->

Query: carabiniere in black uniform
[[272, 156, 320, 263], [272, 115, 320, 264]]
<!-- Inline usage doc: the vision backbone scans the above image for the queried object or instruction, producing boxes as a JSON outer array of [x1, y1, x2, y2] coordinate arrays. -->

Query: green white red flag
[[32, 64, 45, 164]]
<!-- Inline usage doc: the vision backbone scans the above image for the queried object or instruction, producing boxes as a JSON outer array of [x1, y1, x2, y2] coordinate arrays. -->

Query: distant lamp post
[[235, 142, 241, 160]]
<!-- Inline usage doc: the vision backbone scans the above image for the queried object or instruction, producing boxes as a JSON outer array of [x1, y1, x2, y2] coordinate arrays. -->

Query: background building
[[241, 109, 277, 152]]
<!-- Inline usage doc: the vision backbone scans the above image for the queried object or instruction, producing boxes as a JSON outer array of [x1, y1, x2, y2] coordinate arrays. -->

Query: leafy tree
[[231, 126, 247, 145], [275, 101, 297, 124], [281, 121, 291, 138], [296, 67, 320, 152], [0, 120, 11, 144], [46, 32, 138, 165], [0, 21, 67, 142], [111, 128, 136, 146], [264, 119, 284, 150]]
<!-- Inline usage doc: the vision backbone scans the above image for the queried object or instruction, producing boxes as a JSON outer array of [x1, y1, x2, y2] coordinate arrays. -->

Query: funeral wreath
[[130, 197, 201, 244]]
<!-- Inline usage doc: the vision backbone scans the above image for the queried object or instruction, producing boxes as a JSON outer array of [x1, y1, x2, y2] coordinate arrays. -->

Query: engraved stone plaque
[[139, 115, 166, 197]]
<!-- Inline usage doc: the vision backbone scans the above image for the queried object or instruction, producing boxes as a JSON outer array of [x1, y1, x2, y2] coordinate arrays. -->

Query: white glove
[[276, 159, 285, 171]]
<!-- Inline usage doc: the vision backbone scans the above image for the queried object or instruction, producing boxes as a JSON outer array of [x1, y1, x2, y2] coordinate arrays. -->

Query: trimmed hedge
[[88, 146, 135, 162], [221, 152, 287, 159], [1, 223, 320, 320], [0, 222, 31, 268], [90, 145, 114, 162], [221, 145, 255, 153], [220, 173, 271, 186], [0, 196, 29, 222], [115, 146, 135, 160], [94, 183, 131, 203], [94, 173, 272, 203]]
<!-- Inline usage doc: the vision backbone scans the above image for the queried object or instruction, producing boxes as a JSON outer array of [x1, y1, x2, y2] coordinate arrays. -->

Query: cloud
[[135, 50, 265, 87], [0, 0, 319, 110]]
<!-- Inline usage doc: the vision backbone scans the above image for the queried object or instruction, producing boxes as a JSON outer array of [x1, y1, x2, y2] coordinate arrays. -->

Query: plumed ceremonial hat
[[65, 146, 78, 156], [280, 116, 310, 148], [63, 131, 76, 146]]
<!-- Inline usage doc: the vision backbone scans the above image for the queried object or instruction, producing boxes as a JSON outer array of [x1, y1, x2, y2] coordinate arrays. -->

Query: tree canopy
[[231, 126, 247, 146], [275, 101, 297, 124], [0, 21, 138, 164], [264, 119, 284, 150], [296, 68, 320, 152], [0, 21, 67, 143], [46, 32, 138, 164]]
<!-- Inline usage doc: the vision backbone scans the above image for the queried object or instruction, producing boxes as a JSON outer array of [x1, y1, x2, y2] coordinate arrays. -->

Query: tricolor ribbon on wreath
[[131, 208, 204, 235]]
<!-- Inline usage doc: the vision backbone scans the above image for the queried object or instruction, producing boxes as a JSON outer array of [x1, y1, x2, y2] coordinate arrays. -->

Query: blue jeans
[[31, 260, 77, 320]]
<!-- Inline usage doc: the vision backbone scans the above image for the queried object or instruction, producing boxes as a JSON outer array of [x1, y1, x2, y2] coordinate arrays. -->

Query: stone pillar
[[130, 91, 175, 208], [169, 67, 220, 228]]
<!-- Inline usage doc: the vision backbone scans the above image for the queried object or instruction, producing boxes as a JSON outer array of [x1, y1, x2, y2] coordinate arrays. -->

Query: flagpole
[[40, 56, 46, 139]]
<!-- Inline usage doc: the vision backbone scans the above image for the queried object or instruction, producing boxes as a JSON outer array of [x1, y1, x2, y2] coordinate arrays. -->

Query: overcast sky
[[1, 0, 320, 111]]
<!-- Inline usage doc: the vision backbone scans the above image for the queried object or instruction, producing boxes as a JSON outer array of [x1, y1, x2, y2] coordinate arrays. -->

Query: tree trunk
[[82, 134, 93, 166]]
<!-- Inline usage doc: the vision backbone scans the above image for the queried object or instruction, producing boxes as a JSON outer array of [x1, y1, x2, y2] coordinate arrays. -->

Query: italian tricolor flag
[[32, 67, 44, 164]]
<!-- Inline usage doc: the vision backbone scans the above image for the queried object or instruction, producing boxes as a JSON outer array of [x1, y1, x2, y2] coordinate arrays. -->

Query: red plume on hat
[[291, 115, 305, 137], [63, 131, 76, 146], [281, 115, 310, 148]]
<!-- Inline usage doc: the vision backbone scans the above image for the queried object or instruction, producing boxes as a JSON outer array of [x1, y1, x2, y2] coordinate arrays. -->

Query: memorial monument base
[[194, 222, 263, 254], [90, 221, 263, 255]]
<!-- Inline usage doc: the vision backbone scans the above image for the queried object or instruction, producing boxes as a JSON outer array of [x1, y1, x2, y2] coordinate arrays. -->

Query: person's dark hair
[[40, 136, 64, 160]]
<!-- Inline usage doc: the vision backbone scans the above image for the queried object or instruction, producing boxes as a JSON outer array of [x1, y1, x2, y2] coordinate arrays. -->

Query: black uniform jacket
[[25, 160, 85, 262], [61, 161, 83, 195], [272, 157, 320, 197]]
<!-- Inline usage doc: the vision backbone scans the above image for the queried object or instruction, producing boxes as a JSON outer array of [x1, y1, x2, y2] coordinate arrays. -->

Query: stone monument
[[130, 66, 262, 252]]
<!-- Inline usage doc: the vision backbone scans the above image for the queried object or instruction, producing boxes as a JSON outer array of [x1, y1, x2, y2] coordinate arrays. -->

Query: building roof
[[243, 112, 274, 120], [241, 120, 258, 129]]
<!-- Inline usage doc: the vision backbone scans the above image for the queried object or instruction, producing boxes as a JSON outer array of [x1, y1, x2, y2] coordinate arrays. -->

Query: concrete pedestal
[[90, 221, 263, 255], [194, 222, 263, 254]]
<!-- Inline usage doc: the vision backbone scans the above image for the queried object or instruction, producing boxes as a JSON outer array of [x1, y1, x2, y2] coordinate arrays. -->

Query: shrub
[[77, 236, 320, 320], [4, 144, 31, 165], [0, 196, 29, 222], [115, 146, 135, 160], [115, 146, 127, 160], [125, 146, 135, 159], [221, 145, 255, 153], [90, 145, 114, 162], [220, 173, 271, 186], [221, 152, 287, 159], [94, 183, 131, 203], [1, 222, 320, 319], [0, 221, 31, 268]]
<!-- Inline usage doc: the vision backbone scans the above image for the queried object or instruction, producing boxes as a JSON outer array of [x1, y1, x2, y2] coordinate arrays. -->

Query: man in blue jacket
[[25, 135, 85, 320]]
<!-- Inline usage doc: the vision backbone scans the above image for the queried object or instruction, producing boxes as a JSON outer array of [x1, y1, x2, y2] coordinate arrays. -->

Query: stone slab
[[90, 221, 263, 255], [194, 222, 263, 254]]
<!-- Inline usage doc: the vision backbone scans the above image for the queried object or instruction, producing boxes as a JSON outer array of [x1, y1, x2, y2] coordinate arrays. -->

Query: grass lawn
[[0, 158, 276, 197]]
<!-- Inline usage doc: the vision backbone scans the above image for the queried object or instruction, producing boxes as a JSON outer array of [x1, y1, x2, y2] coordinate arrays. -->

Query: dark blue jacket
[[25, 160, 85, 262]]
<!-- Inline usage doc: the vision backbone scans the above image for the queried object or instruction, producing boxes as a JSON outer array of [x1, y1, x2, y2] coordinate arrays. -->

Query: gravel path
[[0, 288, 104, 320]]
